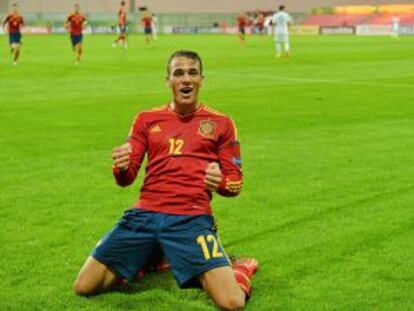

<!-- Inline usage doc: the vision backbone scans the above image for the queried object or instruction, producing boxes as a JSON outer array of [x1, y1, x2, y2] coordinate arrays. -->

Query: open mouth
[[180, 87, 193, 96]]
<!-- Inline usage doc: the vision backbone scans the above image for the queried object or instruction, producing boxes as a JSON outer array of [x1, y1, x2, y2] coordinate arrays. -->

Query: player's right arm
[[271, 14, 276, 33], [64, 16, 70, 32], [112, 114, 148, 187], [287, 14, 293, 27], [3, 15, 9, 28]]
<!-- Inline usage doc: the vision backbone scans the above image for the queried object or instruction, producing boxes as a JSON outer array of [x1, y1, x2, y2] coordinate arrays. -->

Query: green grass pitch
[[0, 33, 413, 310]]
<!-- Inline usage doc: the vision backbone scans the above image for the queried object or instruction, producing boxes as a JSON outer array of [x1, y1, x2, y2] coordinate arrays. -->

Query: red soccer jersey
[[142, 16, 152, 28], [237, 16, 247, 28], [257, 16, 265, 28], [113, 105, 243, 216], [118, 9, 127, 26], [4, 14, 24, 33], [67, 14, 86, 36]]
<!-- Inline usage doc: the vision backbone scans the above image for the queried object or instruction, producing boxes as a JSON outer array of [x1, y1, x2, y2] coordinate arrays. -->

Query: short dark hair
[[279, 5, 285, 11], [167, 50, 203, 75], [121, 1, 126, 5]]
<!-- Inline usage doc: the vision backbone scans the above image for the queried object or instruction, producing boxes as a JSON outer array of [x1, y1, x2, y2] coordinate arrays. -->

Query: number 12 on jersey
[[168, 138, 184, 155], [197, 234, 224, 260]]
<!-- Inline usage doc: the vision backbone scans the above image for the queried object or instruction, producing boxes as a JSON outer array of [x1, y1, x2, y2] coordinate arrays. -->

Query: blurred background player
[[3, 3, 24, 65], [152, 13, 158, 40], [142, 11, 153, 48], [237, 11, 247, 44], [265, 14, 273, 35], [272, 5, 292, 58], [65, 3, 87, 65], [113, 1, 128, 49], [256, 13, 265, 35], [391, 16, 400, 38]]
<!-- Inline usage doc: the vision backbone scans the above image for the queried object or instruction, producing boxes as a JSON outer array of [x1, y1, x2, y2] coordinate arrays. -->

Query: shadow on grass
[[87, 272, 213, 311]]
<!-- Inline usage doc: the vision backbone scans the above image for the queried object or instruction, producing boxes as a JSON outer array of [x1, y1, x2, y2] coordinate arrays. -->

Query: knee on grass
[[215, 293, 246, 310], [73, 277, 97, 297]]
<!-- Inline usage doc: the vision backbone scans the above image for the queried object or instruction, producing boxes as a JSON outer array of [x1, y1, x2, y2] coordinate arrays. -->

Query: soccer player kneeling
[[73, 50, 258, 310]]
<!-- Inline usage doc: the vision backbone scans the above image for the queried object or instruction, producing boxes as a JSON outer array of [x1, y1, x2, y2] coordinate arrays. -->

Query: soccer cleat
[[232, 258, 259, 279], [152, 256, 170, 272], [134, 254, 171, 281], [234, 268, 252, 297], [116, 276, 128, 286], [135, 268, 147, 281]]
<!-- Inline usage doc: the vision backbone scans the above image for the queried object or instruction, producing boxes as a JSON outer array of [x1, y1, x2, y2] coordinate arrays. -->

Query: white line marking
[[206, 70, 414, 89]]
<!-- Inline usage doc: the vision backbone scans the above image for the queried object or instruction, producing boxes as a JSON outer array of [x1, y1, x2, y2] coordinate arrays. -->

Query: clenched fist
[[204, 162, 222, 192], [112, 143, 132, 171]]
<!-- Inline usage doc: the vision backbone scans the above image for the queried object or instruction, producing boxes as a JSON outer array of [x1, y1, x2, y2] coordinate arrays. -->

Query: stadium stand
[[303, 14, 370, 26], [366, 13, 414, 25], [1, 1, 413, 34], [303, 3, 414, 27]]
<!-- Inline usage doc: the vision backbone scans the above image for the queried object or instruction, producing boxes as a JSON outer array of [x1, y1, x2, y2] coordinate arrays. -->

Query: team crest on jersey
[[198, 120, 216, 139]]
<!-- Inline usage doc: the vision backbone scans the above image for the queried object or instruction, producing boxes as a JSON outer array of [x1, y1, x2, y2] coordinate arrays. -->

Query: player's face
[[167, 57, 203, 108]]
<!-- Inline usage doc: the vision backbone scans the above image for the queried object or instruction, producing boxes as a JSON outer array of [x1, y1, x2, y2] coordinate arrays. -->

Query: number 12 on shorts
[[197, 234, 224, 260]]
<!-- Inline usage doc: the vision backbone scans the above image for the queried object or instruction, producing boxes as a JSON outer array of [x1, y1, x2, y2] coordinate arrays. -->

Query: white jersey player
[[272, 5, 292, 58], [152, 13, 158, 40], [391, 16, 400, 38]]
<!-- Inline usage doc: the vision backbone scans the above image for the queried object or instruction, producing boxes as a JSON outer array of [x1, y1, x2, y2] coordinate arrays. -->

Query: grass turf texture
[[0, 34, 413, 310]]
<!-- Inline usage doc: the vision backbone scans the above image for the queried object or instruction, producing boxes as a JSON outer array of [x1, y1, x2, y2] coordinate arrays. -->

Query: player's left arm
[[82, 16, 88, 29], [214, 118, 243, 197]]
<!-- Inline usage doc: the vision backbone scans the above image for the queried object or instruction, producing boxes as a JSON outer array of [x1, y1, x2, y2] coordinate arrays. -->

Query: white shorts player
[[272, 6, 292, 57], [152, 14, 158, 40], [391, 16, 400, 38]]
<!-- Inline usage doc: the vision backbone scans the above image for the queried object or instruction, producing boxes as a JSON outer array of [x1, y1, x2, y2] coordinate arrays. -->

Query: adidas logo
[[150, 125, 162, 133]]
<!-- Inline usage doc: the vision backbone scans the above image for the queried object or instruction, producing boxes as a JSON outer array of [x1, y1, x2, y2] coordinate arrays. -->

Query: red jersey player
[[142, 11, 153, 48], [65, 3, 87, 65], [73, 51, 258, 310], [237, 11, 247, 44], [257, 13, 265, 35], [113, 1, 128, 49], [3, 3, 24, 65]]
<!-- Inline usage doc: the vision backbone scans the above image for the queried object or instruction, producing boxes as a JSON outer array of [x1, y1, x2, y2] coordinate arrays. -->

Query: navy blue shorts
[[144, 27, 152, 34], [71, 34, 83, 47], [9, 32, 21, 44], [92, 209, 230, 288]]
